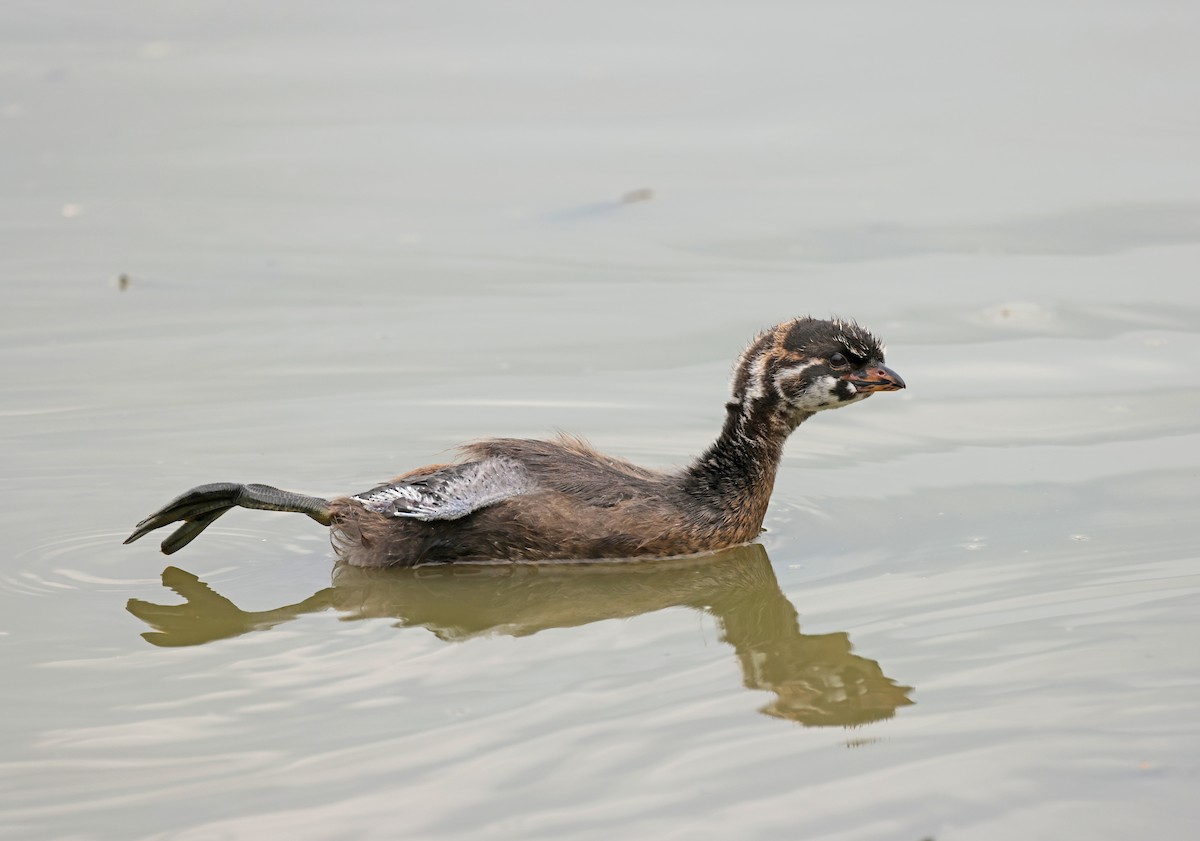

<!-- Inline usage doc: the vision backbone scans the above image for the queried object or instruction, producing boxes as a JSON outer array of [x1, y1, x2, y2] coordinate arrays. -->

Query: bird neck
[[681, 399, 810, 536]]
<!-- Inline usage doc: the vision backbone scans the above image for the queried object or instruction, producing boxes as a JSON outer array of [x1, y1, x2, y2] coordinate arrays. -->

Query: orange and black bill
[[848, 364, 906, 393]]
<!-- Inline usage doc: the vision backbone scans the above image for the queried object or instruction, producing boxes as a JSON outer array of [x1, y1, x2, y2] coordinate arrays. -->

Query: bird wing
[[351, 458, 533, 521]]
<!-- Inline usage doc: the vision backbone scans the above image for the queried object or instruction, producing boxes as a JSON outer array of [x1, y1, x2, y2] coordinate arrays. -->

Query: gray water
[[3, 2, 1199, 839]]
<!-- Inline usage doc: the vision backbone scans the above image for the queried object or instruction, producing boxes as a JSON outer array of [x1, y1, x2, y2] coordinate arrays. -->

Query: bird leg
[[124, 483, 333, 555]]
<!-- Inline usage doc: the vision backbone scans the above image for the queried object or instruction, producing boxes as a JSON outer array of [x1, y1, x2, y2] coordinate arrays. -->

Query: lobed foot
[[125, 483, 332, 554]]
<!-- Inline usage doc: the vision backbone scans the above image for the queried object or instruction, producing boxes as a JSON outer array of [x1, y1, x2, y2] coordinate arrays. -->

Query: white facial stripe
[[743, 349, 772, 403], [776, 366, 872, 414], [771, 360, 819, 396]]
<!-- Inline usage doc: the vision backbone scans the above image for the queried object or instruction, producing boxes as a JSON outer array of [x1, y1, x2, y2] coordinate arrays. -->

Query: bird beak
[[848, 363, 906, 393]]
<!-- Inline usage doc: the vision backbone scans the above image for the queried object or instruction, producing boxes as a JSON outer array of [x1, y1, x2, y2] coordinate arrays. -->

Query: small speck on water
[[1070, 534, 1090, 542]]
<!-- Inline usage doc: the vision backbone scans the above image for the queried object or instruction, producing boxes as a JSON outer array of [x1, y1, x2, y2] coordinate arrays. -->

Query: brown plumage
[[125, 317, 905, 566]]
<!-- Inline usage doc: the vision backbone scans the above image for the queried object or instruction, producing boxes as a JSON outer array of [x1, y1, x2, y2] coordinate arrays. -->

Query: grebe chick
[[125, 317, 904, 566]]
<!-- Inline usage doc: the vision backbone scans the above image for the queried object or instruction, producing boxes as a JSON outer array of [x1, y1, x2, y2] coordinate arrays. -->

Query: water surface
[[2, 2, 1199, 839]]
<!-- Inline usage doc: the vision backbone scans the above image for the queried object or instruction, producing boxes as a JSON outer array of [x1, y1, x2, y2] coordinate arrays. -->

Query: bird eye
[[829, 352, 848, 370]]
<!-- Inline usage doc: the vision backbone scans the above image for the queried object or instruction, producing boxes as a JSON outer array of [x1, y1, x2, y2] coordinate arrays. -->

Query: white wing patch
[[352, 457, 533, 521]]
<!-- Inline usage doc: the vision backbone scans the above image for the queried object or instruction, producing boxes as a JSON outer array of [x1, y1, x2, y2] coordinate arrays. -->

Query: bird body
[[126, 317, 904, 566]]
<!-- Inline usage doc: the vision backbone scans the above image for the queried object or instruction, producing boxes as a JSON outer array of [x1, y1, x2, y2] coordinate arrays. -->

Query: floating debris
[[541, 188, 657, 224]]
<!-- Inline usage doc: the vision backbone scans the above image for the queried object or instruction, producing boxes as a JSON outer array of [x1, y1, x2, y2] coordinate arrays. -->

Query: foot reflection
[[127, 544, 913, 727]]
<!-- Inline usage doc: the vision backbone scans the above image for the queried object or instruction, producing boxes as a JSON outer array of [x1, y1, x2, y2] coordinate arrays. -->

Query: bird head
[[731, 317, 905, 425]]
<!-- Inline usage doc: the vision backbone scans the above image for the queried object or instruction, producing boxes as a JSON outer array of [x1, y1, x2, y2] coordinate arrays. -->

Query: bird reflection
[[127, 544, 913, 727]]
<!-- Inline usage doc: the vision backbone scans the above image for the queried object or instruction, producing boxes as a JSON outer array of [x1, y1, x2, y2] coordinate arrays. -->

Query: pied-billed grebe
[[125, 317, 904, 566]]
